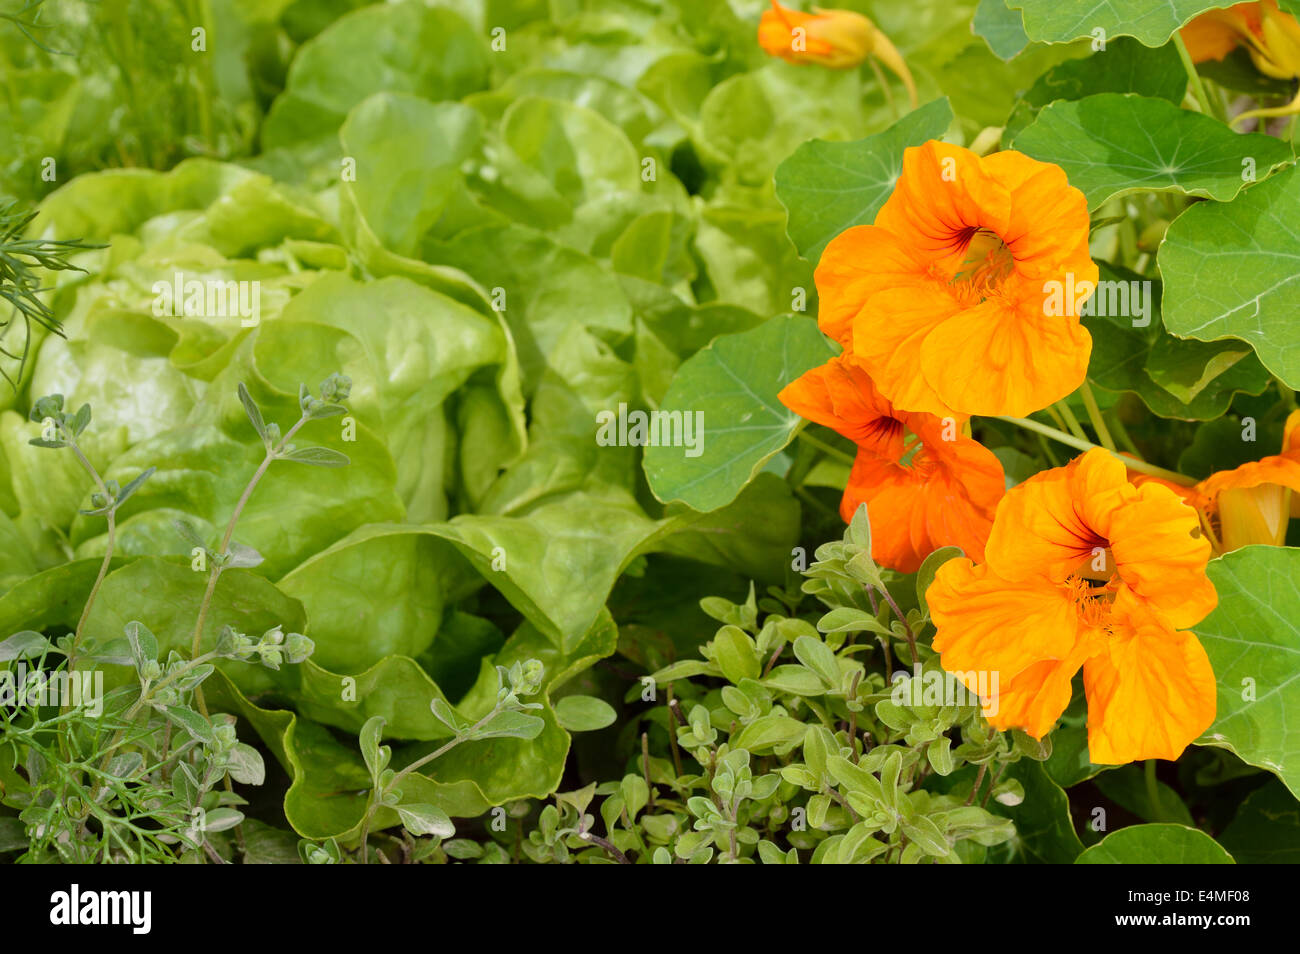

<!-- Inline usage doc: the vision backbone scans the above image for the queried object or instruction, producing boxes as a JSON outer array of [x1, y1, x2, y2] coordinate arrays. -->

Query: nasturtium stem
[[997, 415, 1196, 486], [1106, 409, 1142, 459], [1172, 33, 1217, 119], [1144, 759, 1166, 822], [1052, 400, 1088, 442], [865, 56, 898, 121], [1035, 432, 1062, 468], [1077, 381, 1116, 452], [796, 428, 856, 467], [794, 485, 837, 521], [1277, 376, 1298, 410], [1044, 403, 1070, 436]]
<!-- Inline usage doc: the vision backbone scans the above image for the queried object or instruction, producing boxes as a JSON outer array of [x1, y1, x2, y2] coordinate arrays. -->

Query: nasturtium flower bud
[[1218, 483, 1290, 548], [1255, 1, 1300, 81], [757, 1, 917, 106], [1134, 410, 1300, 554]]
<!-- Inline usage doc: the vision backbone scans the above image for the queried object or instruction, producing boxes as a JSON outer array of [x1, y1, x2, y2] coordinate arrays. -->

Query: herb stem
[[389, 701, 506, 789], [875, 585, 917, 664], [59, 428, 115, 669], [190, 413, 308, 661]]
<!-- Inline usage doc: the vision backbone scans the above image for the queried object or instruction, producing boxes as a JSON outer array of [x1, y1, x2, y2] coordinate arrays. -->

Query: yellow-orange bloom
[[1138, 409, 1300, 551], [816, 141, 1096, 419], [1181, 1, 1300, 124], [758, 2, 918, 105], [779, 353, 1004, 572], [929, 449, 1218, 764]]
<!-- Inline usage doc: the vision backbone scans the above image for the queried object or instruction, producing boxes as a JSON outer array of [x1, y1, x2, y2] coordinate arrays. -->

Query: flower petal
[[1105, 481, 1218, 628], [1082, 599, 1217, 764], [930, 559, 1080, 683], [984, 645, 1092, 737], [920, 292, 1091, 418], [984, 450, 1121, 582], [816, 225, 928, 350], [778, 354, 904, 457]]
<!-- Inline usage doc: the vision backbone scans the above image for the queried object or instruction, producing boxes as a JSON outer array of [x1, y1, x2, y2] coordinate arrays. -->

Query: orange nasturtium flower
[[1181, 1, 1300, 124], [758, 1, 918, 106], [928, 449, 1218, 764], [1138, 409, 1300, 552], [815, 141, 1097, 420], [779, 353, 1004, 573]]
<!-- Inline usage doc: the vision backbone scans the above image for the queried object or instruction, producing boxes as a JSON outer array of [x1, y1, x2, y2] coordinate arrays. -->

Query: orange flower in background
[[817, 141, 1096, 420], [1182, 2, 1268, 63], [758, 1, 918, 106], [929, 449, 1218, 764], [1181, 1, 1300, 124], [779, 353, 1004, 572], [1137, 409, 1300, 551]]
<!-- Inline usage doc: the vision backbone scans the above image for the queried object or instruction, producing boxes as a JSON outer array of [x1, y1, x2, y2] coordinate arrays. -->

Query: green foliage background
[[0, 0, 1297, 864]]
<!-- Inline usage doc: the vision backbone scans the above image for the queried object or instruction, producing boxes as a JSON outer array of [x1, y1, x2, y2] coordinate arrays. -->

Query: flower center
[[864, 415, 905, 447], [1075, 544, 1116, 582], [949, 227, 1015, 300], [1066, 577, 1114, 628]]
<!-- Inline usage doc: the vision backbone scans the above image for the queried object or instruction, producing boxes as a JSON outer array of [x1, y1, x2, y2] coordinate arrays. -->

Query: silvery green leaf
[[472, 709, 546, 741], [173, 762, 200, 805], [429, 698, 464, 734], [238, 382, 269, 443], [173, 519, 206, 548], [279, 445, 350, 467], [164, 705, 214, 743], [0, 631, 54, 662], [359, 716, 390, 778], [225, 542, 264, 568], [70, 403, 91, 436], [123, 620, 158, 666], [201, 808, 245, 832], [105, 753, 144, 780], [226, 743, 266, 786], [113, 466, 155, 507], [397, 803, 455, 838], [307, 403, 347, 420]]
